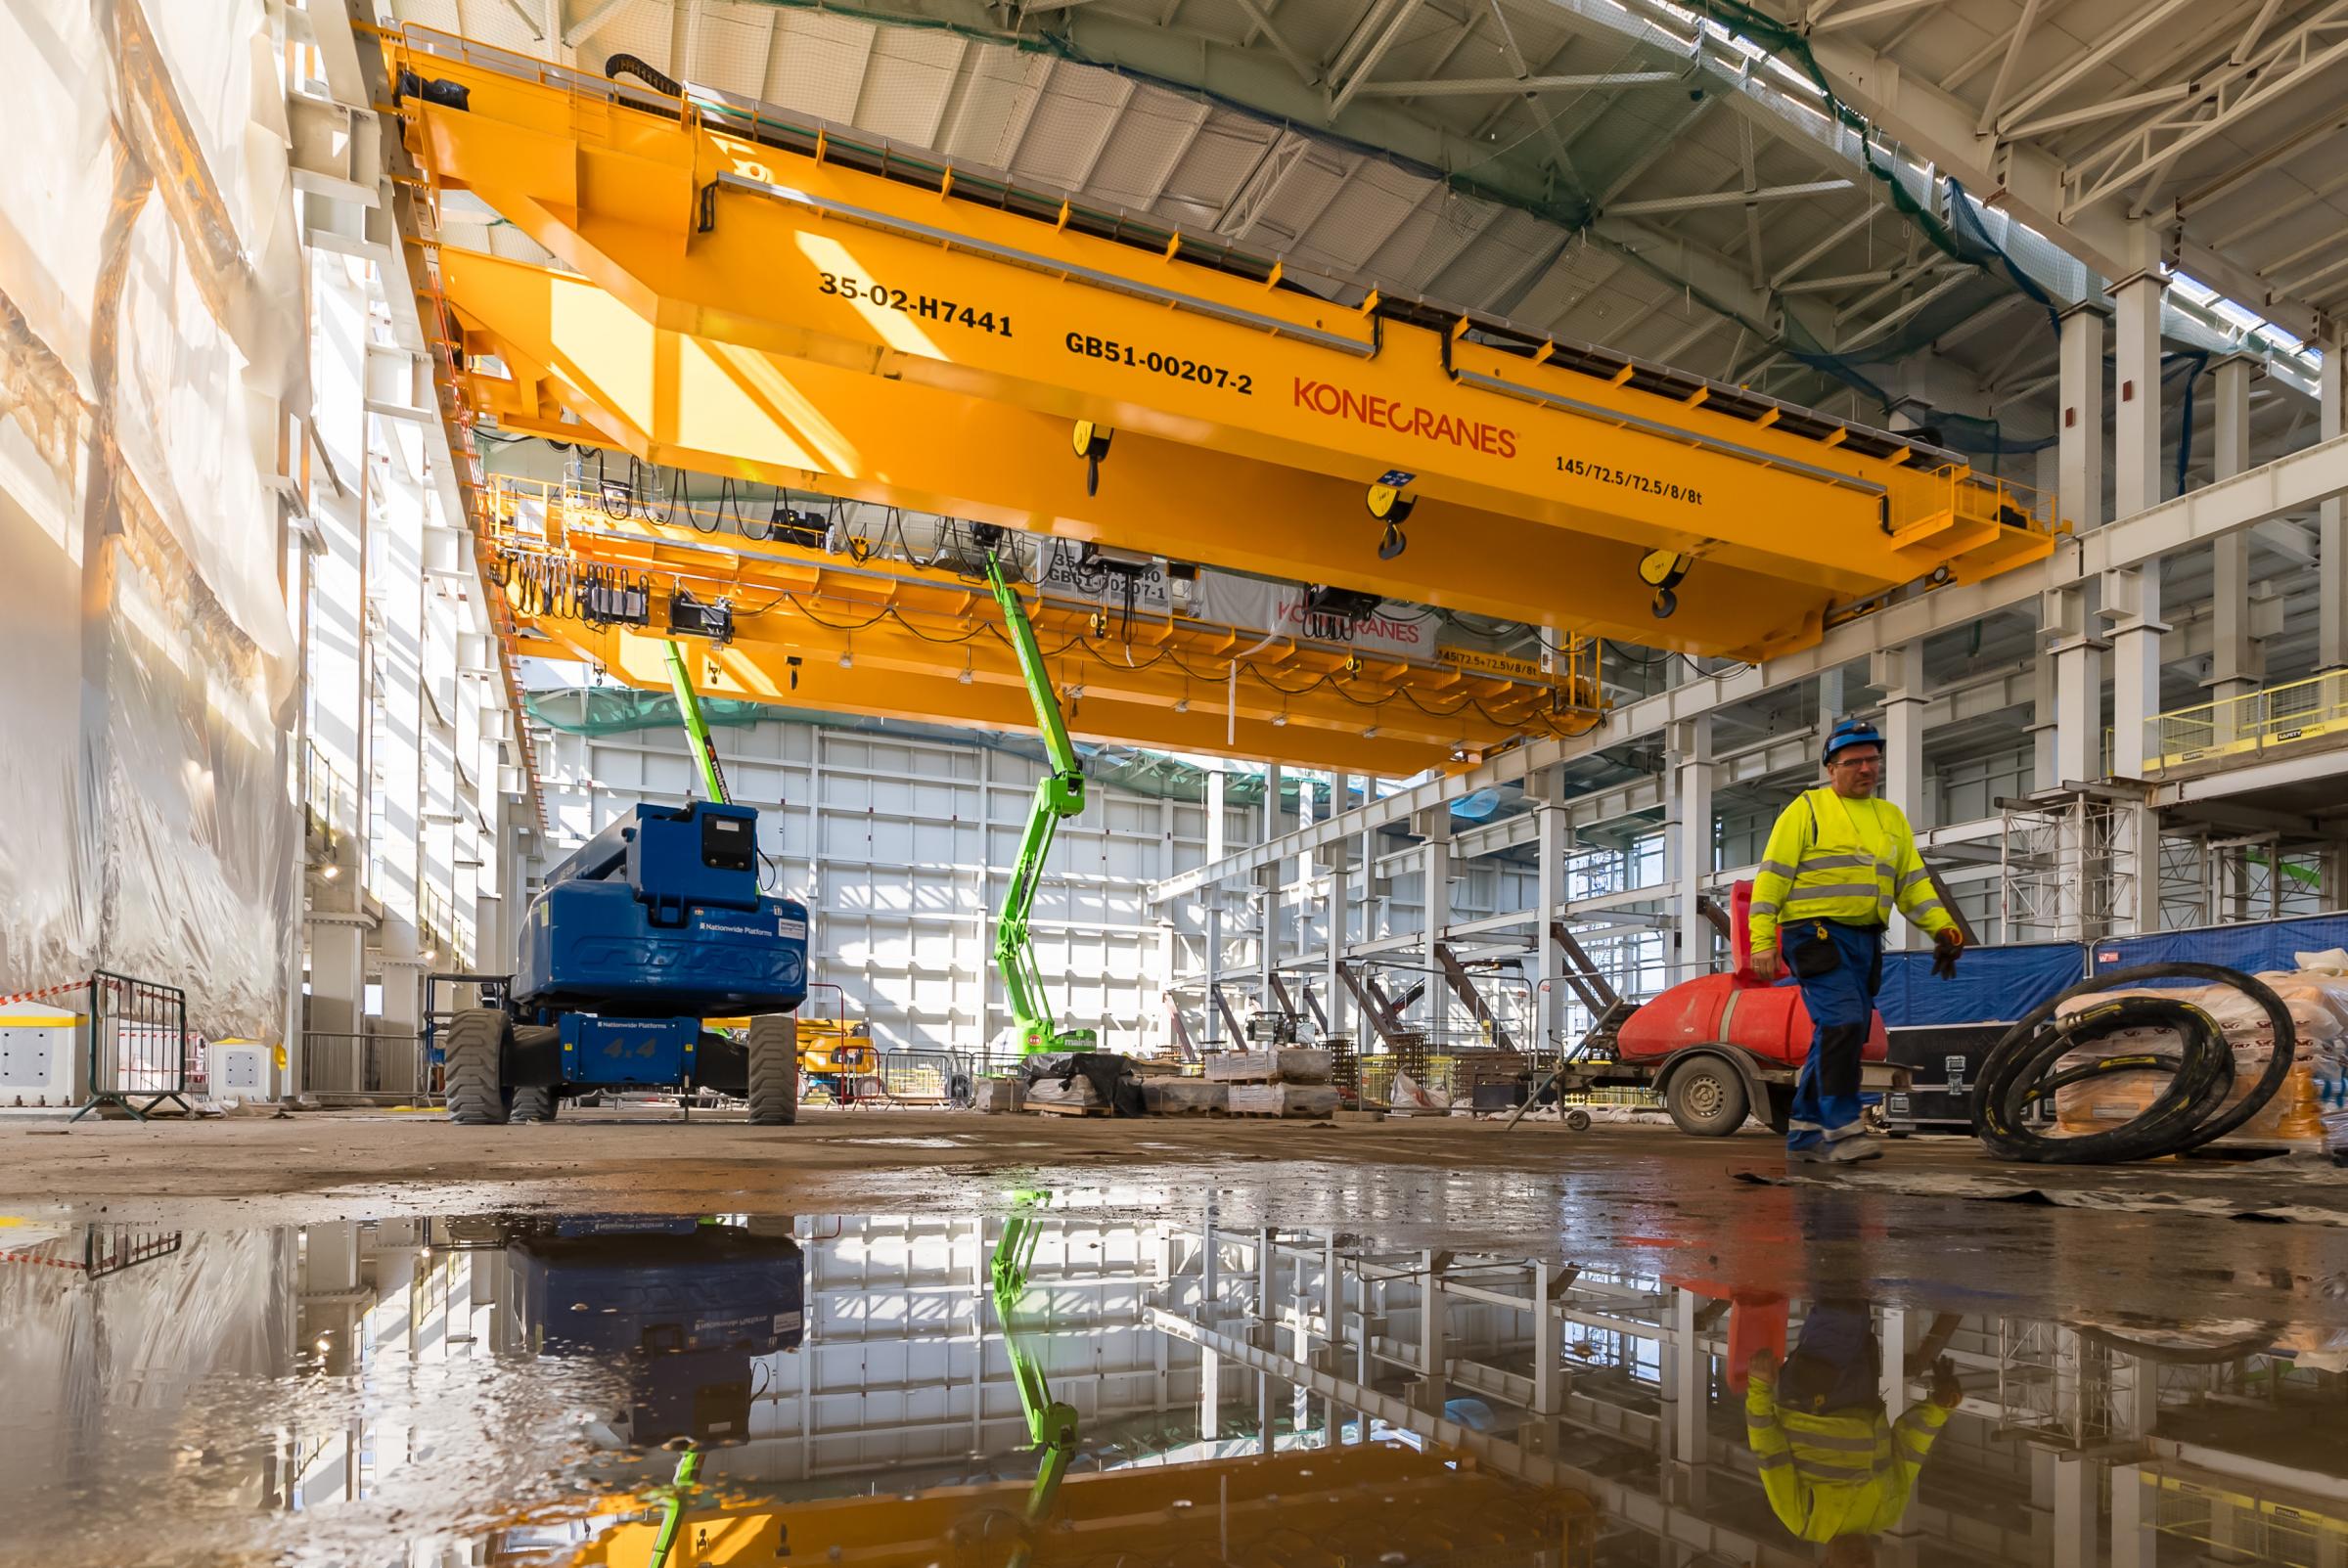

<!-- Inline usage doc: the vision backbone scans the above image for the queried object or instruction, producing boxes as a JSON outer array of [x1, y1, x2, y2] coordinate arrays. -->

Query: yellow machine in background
[[705, 1015, 875, 1103]]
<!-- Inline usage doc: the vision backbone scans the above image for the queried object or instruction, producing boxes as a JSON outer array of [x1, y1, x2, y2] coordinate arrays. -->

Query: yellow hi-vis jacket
[[1746, 1366, 1949, 1543], [1747, 786, 1958, 954]]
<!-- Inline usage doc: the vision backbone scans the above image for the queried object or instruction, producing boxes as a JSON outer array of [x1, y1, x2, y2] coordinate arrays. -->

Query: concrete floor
[[5, 1108, 2342, 1329]]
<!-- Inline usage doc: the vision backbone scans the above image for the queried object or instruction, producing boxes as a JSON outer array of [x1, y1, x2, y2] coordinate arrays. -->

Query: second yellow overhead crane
[[489, 476, 1599, 773], [388, 26, 2055, 678]]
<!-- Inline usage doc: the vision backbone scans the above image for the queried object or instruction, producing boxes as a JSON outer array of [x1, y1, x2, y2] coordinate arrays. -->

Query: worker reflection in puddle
[[1747, 719, 1963, 1163], [1742, 1298, 1964, 1561]]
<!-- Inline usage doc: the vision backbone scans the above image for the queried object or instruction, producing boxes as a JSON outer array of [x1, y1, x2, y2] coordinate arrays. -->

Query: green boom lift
[[991, 1188, 1079, 1562], [975, 527, 1096, 1056]]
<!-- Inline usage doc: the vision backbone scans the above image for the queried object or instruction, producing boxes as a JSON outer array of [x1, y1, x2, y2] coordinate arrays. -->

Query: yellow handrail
[[2144, 669, 2348, 771]]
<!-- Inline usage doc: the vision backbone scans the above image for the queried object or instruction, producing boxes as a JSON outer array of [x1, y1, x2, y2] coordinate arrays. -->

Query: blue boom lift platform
[[440, 799, 810, 1124]]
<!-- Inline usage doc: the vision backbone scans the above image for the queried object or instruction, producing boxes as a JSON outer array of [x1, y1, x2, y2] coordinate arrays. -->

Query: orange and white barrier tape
[[0, 979, 88, 1008]]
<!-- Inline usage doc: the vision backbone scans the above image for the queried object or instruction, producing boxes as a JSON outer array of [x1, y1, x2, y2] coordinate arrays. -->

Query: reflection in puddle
[[1, 1198, 2343, 1565]]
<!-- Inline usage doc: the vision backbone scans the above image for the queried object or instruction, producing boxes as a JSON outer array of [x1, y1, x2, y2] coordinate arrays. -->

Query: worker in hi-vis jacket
[[1746, 1316, 1964, 1559], [1746, 719, 1961, 1162]]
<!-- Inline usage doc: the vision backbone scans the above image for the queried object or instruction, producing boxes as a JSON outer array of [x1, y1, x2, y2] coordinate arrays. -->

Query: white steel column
[[2053, 301, 2110, 787], [2323, 330, 2347, 670], [2107, 272, 2167, 784], [2208, 355, 2263, 740], [1674, 1286, 1704, 1467], [2050, 1455, 2100, 1568], [1534, 777, 1562, 1049], [1204, 770, 1226, 1047], [1668, 719, 1714, 983], [1419, 810, 1451, 1031], [1298, 772, 1317, 976], [1261, 766, 1283, 1010], [1256, 863, 1281, 1016], [1878, 1307, 1911, 1419], [2059, 299, 2110, 533], [2104, 276, 2167, 934], [1875, 644, 1927, 945], [1324, 774, 1350, 1040], [1416, 1252, 1445, 1411], [2108, 1464, 2158, 1568]]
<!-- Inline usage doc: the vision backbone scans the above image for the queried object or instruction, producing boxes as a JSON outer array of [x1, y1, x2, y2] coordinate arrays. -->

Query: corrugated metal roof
[[389, 0, 2331, 464]]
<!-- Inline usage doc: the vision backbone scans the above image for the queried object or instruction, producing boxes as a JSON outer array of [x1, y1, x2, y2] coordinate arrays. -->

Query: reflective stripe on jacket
[[1746, 1370, 1949, 1543], [1747, 786, 1957, 954]]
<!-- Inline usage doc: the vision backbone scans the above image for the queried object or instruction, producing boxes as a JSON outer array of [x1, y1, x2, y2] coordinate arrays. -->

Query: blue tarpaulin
[[1877, 941, 2086, 1027], [2090, 913, 2348, 980]]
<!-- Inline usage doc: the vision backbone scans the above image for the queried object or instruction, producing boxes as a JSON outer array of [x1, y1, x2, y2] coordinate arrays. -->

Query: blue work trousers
[[1780, 918, 1884, 1152]]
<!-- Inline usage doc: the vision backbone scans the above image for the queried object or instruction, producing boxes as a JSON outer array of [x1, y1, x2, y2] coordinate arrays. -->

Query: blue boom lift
[[441, 798, 810, 1124]]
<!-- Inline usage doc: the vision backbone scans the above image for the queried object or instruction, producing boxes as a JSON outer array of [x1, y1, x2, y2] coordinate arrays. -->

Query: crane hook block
[[1638, 548, 1693, 617], [1071, 421, 1113, 496]]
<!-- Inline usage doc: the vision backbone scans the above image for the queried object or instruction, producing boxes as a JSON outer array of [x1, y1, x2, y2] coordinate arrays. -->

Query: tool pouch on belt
[[1787, 922, 1842, 980]]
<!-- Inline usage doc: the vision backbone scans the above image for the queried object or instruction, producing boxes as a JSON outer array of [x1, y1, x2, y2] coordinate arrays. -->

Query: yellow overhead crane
[[538, 1441, 1596, 1566], [385, 28, 2056, 671], [490, 478, 1603, 773]]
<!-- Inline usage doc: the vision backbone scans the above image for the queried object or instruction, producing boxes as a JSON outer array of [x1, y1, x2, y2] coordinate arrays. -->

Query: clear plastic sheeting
[[0, 0, 300, 1038]]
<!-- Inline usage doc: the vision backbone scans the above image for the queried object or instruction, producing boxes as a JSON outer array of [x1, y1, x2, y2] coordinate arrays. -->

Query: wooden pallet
[[1025, 1098, 1110, 1117]]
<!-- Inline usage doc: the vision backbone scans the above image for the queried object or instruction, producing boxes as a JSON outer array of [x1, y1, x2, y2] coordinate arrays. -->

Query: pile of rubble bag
[[2051, 950, 2348, 1154]]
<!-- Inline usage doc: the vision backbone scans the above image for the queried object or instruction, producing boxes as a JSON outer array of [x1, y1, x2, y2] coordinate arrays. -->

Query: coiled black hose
[[1971, 963, 2296, 1163]]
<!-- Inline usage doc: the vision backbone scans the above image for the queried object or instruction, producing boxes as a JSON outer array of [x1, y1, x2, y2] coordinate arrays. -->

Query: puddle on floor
[[4, 1196, 2345, 1566]]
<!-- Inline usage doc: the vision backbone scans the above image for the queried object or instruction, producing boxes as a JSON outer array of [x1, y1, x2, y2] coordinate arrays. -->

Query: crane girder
[[444, 248, 1837, 657], [392, 29, 2055, 667]]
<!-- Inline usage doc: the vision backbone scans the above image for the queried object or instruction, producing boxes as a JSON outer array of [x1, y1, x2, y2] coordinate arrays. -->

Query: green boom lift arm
[[992, 1189, 1080, 1558], [978, 532, 1096, 1055], [663, 639, 731, 805]]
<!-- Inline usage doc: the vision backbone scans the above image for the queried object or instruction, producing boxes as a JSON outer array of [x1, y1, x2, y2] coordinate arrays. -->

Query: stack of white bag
[[2051, 952, 2348, 1152]]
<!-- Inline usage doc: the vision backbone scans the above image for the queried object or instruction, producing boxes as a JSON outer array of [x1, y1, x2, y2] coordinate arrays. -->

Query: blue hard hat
[[1822, 718, 1885, 763]]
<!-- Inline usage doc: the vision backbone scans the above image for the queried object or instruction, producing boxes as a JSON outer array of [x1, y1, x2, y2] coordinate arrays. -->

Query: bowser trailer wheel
[[444, 1009, 514, 1126], [746, 1014, 799, 1126], [1664, 1059, 1749, 1138]]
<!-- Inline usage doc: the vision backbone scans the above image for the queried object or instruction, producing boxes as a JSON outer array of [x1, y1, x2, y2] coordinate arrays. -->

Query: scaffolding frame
[[1997, 785, 2144, 943]]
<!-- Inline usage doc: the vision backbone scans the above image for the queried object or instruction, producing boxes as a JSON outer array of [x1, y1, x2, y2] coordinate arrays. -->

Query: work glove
[[1929, 1355, 1964, 1410], [1930, 927, 1964, 981]]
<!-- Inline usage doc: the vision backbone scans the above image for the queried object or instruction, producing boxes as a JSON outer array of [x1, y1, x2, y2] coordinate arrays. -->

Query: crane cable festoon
[[1969, 963, 2296, 1163]]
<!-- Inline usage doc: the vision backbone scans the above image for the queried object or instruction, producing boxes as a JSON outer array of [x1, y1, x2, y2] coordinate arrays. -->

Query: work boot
[[1822, 1138, 1883, 1164], [1786, 1143, 1829, 1163]]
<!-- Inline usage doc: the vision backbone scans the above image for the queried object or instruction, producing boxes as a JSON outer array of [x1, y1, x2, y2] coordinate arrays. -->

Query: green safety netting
[[527, 688, 771, 735]]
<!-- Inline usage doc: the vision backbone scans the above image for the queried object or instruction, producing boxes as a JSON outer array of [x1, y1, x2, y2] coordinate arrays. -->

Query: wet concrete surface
[[2, 1107, 2344, 1325], [5, 1109, 2347, 1564]]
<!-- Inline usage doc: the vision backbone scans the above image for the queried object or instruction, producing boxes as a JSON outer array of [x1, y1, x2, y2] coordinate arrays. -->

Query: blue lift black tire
[[511, 1026, 561, 1122], [746, 1014, 798, 1126], [444, 1008, 513, 1126]]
